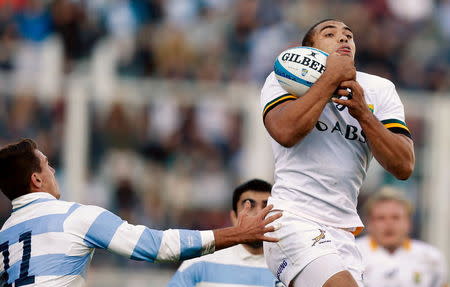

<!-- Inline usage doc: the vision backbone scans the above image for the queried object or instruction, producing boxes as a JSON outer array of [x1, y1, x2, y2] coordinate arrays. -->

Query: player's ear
[[230, 210, 238, 226], [30, 172, 43, 190]]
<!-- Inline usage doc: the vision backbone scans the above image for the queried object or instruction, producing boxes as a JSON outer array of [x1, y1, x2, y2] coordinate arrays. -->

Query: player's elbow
[[276, 136, 297, 148], [266, 119, 313, 147], [392, 162, 414, 180], [272, 130, 305, 147]]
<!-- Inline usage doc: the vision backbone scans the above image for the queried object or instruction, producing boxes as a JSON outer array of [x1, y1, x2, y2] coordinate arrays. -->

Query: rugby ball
[[274, 46, 328, 96]]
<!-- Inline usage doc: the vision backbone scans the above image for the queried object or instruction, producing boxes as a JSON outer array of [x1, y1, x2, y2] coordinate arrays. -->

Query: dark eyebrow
[[319, 25, 337, 32], [343, 26, 353, 33], [319, 25, 353, 34]]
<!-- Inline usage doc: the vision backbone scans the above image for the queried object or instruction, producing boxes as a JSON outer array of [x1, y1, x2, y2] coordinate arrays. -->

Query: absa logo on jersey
[[315, 120, 367, 143]]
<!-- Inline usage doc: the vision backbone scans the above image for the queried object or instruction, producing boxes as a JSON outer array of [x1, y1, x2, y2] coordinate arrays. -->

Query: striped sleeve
[[380, 119, 411, 139], [374, 81, 412, 139], [261, 72, 298, 120], [65, 205, 215, 263]]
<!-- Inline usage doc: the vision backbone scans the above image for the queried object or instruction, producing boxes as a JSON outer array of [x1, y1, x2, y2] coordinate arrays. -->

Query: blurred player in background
[[357, 187, 448, 287], [168, 179, 285, 287], [261, 19, 415, 287], [0, 139, 281, 287]]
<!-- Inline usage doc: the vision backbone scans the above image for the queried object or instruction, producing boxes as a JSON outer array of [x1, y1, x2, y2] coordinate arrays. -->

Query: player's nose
[[339, 35, 348, 43]]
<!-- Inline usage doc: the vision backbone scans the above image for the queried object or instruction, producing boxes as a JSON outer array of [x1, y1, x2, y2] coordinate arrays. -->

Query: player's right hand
[[324, 52, 356, 85], [236, 202, 282, 243]]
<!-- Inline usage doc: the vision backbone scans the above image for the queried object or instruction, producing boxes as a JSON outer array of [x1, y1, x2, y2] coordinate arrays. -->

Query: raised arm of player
[[264, 52, 356, 147], [65, 203, 281, 263], [332, 80, 415, 180]]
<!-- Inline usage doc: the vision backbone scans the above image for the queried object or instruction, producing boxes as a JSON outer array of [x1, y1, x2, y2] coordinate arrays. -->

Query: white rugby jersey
[[0, 192, 215, 286], [356, 236, 448, 287], [168, 244, 284, 287], [261, 71, 411, 229]]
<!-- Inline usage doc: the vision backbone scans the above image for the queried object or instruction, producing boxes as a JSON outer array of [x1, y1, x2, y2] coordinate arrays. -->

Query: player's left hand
[[332, 80, 371, 120]]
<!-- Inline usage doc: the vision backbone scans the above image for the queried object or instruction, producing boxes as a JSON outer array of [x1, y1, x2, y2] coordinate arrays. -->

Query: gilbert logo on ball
[[274, 47, 328, 97]]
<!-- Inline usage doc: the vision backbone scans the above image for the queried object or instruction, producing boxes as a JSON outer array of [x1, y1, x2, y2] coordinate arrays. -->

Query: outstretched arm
[[68, 203, 281, 263]]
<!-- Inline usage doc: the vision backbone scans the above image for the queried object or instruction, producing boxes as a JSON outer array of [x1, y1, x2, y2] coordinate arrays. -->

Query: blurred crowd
[[0, 0, 448, 90], [0, 0, 448, 267]]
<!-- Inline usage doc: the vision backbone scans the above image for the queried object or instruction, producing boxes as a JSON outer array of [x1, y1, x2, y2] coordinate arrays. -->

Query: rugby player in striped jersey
[[0, 139, 281, 287]]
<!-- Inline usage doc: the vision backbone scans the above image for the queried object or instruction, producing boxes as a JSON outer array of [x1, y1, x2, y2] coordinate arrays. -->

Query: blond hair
[[364, 186, 414, 218]]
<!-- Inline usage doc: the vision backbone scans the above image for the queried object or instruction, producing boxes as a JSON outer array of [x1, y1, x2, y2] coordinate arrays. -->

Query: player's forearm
[[265, 74, 338, 147], [358, 113, 415, 180], [212, 227, 246, 251]]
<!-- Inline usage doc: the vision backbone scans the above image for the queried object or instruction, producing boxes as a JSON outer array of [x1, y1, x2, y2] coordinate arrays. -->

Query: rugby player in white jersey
[[357, 188, 448, 287], [261, 19, 415, 287], [168, 179, 285, 287], [0, 139, 282, 287]]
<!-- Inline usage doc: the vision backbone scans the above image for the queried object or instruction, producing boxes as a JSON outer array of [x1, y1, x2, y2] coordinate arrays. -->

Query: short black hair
[[301, 18, 341, 47], [0, 139, 41, 200], [232, 179, 272, 213]]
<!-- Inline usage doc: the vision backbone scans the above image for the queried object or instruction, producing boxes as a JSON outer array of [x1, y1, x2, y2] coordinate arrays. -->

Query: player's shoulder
[[356, 71, 395, 90], [411, 239, 445, 258], [53, 199, 105, 217], [62, 202, 113, 229], [264, 71, 277, 83], [261, 71, 278, 91], [52, 198, 80, 209]]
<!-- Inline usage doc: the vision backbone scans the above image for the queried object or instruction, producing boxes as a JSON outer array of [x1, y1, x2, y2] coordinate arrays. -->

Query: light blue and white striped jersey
[[168, 244, 285, 287], [0, 192, 215, 286]]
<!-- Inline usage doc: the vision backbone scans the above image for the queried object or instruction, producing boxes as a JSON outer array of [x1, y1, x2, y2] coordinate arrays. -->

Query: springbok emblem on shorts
[[311, 229, 326, 246]]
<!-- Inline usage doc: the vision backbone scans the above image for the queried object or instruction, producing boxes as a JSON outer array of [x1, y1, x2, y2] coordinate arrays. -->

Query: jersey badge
[[311, 229, 326, 246]]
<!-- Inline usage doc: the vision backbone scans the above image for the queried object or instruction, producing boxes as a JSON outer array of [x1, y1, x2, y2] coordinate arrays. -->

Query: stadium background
[[0, 0, 448, 285]]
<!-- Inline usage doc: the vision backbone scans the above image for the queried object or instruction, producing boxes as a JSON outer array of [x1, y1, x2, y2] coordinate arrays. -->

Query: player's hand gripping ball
[[274, 46, 328, 96]]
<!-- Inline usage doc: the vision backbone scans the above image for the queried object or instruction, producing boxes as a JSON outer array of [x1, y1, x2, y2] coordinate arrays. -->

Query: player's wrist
[[319, 72, 341, 90], [213, 226, 243, 251], [356, 110, 375, 126]]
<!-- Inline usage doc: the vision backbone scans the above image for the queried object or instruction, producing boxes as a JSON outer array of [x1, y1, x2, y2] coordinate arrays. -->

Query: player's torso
[[359, 239, 443, 287], [0, 198, 91, 287], [269, 72, 380, 227]]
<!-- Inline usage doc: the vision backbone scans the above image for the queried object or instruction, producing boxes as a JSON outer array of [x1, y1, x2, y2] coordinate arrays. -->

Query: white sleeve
[[261, 72, 298, 119], [374, 81, 411, 138]]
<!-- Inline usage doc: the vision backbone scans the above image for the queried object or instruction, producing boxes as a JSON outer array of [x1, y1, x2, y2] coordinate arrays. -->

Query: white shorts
[[263, 210, 364, 286]]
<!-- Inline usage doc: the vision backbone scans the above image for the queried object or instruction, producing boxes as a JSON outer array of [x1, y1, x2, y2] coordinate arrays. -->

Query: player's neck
[[243, 244, 263, 255], [385, 246, 399, 254]]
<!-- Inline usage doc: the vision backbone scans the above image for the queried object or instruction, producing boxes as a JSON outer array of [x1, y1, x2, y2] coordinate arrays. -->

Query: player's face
[[231, 190, 269, 249], [235, 191, 269, 217], [34, 150, 60, 199], [311, 20, 356, 60], [368, 200, 411, 250]]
